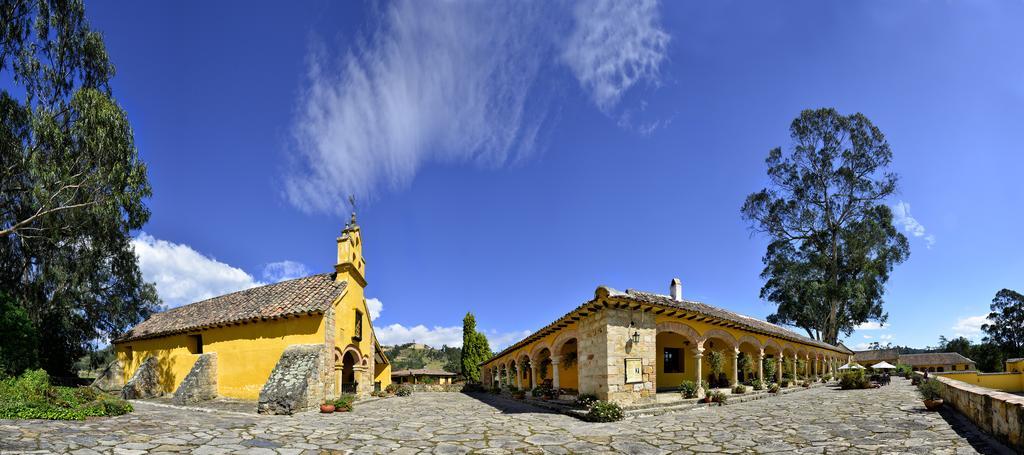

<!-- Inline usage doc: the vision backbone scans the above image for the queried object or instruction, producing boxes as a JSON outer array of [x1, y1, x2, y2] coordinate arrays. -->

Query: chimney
[[670, 278, 682, 301]]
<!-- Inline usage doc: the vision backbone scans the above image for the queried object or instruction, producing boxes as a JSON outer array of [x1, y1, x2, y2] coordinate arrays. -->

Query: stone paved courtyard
[[0, 378, 1012, 454]]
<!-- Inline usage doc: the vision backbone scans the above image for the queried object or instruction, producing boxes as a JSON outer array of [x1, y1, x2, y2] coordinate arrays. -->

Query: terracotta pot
[[923, 399, 943, 411], [320, 404, 335, 413]]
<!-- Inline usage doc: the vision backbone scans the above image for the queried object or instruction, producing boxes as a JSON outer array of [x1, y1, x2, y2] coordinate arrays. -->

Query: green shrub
[[839, 371, 871, 390], [0, 369, 132, 420], [917, 379, 943, 401], [751, 380, 765, 391], [709, 390, 727, 406], [768, 383, 780, 393], [575, 393, 598, 407], [732, 384, 746, 394], [395, 385, 413, 397], [585, 401, 624, 422], [780, 379, 789, 388], [332, 393, 356, 411], [370, 390, 388, 398], [679, 380, 698, 399], [385, 383, 398, 394]]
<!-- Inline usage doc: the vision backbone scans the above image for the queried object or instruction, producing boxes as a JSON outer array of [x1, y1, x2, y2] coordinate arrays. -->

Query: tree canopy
[[742, 108, 910, 344], [0, 0, 158, 376], [982, 289, 1024, 359], [460, 312, 491, 382]]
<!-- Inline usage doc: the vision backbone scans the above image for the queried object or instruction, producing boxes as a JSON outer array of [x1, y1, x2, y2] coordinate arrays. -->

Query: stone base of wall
[[407, 383, 464, 393], [91, 359, 124, 392], [936, 376, 1024, 452], [258, 345, 326, 415], [172, 353, 218, 405], [121, 356, 162, 399]]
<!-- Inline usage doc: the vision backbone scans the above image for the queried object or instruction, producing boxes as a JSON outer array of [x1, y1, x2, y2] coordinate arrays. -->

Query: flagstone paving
[[0, 378, 1012, 454]]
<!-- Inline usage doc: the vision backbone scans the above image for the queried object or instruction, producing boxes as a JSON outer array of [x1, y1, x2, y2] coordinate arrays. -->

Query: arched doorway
[[341, 350, 358, 393]]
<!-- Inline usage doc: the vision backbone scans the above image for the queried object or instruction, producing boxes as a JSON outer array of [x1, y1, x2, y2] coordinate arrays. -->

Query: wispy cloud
[[262, 260, 310, 283], [562, 0, 670, 111], [132, 233, 263, 309], [855, 321, 885, 330], [286, 0, 671, 212], [952, 314, 990, 339], [892, 201, 936, 248]]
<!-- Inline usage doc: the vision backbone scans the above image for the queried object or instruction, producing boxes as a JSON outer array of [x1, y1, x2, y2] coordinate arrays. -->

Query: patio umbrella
[[871, 361, 897, 370], [838, 362, 866, 370]]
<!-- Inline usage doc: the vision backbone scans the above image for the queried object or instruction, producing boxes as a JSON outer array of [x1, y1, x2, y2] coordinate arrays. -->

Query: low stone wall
[[935, 375, 1024, 451], [172, 353, 218, 405], [121, 356, 162, 399], [406, 383, 464, 393], [258, 344, 326, 415]]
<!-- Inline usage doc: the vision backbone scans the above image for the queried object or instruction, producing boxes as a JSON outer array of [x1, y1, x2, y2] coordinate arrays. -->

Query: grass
[[0, 369, 132, 420]]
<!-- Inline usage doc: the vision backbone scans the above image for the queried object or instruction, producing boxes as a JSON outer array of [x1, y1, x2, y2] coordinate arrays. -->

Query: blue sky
[[83, 1, 1024, 351]]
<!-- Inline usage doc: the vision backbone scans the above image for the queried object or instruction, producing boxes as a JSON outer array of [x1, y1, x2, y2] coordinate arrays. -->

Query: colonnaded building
[[106, 215, 390, 414], [481, 279, 854, 405]]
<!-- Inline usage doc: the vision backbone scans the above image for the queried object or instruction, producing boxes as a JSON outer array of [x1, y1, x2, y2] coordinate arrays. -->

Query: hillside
[[383, 343, 461, 373]]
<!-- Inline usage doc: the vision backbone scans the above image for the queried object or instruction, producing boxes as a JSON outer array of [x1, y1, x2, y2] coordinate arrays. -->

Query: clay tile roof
[[391, 369, 457, 377], [618, 289, 847, 353], [852, 349, 901, 362], [115, 273, 346, 343], [899, 352, 975, 366]]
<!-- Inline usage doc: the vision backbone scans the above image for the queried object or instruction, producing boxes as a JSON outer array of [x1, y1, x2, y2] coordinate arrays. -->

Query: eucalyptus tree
[[742, 108, 910, 344], [1, 0, 158, 375], [983, 289, 1024, 358]]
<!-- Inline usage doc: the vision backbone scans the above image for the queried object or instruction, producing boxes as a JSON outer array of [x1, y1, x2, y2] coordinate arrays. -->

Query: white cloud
[[365, 297, 383, 321], [862, 335, 873, 339], [562, 0, 670, 111], [132, 233, 263, 309], [261, 260, 310, 283], [851, 342, 872, 351], [375, 322, 530, 351], [892, 201, 936, 248], [952, 315, 990, 339], [855, 321, 885, 330], [286, 0, 671, 212], [879, 334, 894, 341]]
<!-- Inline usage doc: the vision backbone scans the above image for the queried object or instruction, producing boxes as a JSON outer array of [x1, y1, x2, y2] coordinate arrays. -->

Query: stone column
[[732, 347, 740, 387], [551, 359, 561, 389], [516, 364, 522, 390], [530, 361, 539, 391], [694, 346, 705, 398], [757, 350, 764, 384], [776, 356, 783, 383], [792, 354, 798, 381]]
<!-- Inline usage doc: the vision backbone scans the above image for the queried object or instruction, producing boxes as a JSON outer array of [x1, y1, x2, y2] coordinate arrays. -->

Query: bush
[[709, 390, 727, 405], [385, 383, 398, 394], [839, 371, 871, 390], [780, 379, 789, 388], [751, 380, 764, 391], [732, 384, 746, 394], [575, 393, 598, 407], [679, 380, 699, 399], [370, 390, 388, 398], [0, 369, 132, 420], [768, 383, 780, 394], [585, 401, 624, 422], [801, 380, 811, 388], [395, 385, 413, 397], [917, 379, 943, 401], [333, 393, 356, 411]]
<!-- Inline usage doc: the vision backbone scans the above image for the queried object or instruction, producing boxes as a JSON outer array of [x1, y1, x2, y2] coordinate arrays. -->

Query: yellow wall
[[117, 314, 326, 400], [939, 371, 1024, 393], [1006, 359, 1024, 373]]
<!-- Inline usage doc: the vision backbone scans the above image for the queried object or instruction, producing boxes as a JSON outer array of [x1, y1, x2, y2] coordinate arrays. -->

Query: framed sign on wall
[[624, 358, 643, 384]]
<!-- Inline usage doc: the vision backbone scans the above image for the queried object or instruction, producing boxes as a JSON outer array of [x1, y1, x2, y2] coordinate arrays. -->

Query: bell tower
[[335, 202, 367, 288]]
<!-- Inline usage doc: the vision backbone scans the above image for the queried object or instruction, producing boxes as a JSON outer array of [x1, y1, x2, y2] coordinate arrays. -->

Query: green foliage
[[768, 383, 780, 393], [575, 393, 598, 407], [742, 108, 909, 344], [917, 379, 943, 401], [839, 370, 871, 390], [679, 380, 698, 399], [982, 289, 1024, 359], [332, 393, 356, 411], [385, 383, 398, 394], [762, 357, 776, 382], [0, 293, 37, 376], [737, 352, 751, 377], [385, 343, 462, 372], [585, 401, 624, 422], [707, 350, 723, 376], [751, 379, 765, 391], [395, 385, 412, 397], [0, 0, 158, 376], [709, 390, 727, 405], [460, 313, 492, 382], [0, 369, 132, 420], [936, 335, 1007, 373], [732, 384, 746, 394]]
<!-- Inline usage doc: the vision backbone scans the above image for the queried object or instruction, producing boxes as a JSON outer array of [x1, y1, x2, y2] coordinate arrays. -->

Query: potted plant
[[333, 394, 355, 412], [320, 402, 335, 413], [918, 379, 944, 411]]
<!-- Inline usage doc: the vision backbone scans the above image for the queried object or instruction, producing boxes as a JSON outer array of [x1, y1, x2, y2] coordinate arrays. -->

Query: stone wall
[[257, 344, 326, 415], [172, 353, 218, 405], [91, 359, 124, 392], [576, 306, 656, 405], [935, 375, 1024, 451], [407, 383, 464, 393], [121, 356, 161, 399]]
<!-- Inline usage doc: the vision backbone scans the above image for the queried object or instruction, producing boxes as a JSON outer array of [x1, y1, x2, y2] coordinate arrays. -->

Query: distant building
[[853, 350, 975, 372], [1004, 358, 1024, 373], [851, 349, 900, 367], [392, 369, 457, 385]]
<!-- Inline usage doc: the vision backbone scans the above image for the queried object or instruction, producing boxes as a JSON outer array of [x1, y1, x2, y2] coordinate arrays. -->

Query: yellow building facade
[[112, 215, 390, 412], [481, 280, 853, 405]]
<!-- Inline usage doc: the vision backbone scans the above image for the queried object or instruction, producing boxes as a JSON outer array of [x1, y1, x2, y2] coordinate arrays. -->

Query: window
[[353, 310, 363, 341], [664, 347, 683, 373], [189, 335, 203, 354], [937, 367, 944, 372]]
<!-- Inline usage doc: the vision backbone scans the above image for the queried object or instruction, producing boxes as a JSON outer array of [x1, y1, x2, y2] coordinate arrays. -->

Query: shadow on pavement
[[461, 392, 562, 415]]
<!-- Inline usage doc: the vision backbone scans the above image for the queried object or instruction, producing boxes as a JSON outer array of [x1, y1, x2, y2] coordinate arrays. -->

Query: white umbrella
[[871, 361, 897, 370], [838, 362, 866, 370]]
